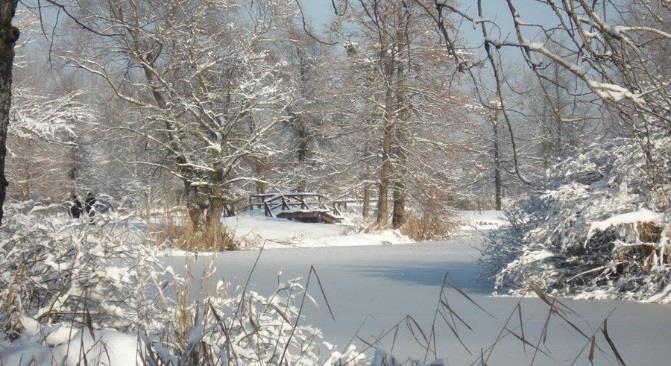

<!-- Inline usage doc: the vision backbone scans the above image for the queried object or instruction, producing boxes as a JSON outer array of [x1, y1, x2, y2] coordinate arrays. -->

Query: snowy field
[[158, 213, 414, 254], [454, 210, 508, 238], [163, 209, 503, 254], [222, 215, 413, 249], [157, 212, 671, 365]]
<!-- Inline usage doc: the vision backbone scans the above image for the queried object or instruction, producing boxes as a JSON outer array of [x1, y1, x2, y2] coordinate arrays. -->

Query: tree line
[[0, 0, 668, 234]]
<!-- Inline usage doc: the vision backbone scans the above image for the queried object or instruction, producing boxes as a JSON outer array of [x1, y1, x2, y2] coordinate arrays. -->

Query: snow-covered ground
[[163, 209, 503, 254], [455, 210, 508, 237], [457, 210, 508, 228], [224, 215, 350, 242], [222, 215, 413, 249], [6, 210, 670, 365], [159, 213, 414, 254], [2, 318, 139, 366]]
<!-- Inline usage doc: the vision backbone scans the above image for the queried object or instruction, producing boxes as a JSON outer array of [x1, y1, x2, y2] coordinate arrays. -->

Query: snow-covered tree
[[0, 10, 97, 203], [331, 1, 471, 230], [446, 0, 671, 299], [6, 89, 95, 200], [63, 0, 295, 231]]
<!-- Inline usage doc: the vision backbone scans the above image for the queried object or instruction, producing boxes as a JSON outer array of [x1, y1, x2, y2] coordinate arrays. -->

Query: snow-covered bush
[[1, 278, 341, 365], [482, 136, 671, 302], [0, 201, 170, 330], [140, 277, 335, 365], [0, 203, 340, 365]]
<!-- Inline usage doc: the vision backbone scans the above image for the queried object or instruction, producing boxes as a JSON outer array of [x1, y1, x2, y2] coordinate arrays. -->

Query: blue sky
[[301, 0, 558, 47]]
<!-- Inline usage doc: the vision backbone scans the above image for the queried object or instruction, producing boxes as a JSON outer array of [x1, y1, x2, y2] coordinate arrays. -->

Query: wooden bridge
[[248, 192, 343, 223]]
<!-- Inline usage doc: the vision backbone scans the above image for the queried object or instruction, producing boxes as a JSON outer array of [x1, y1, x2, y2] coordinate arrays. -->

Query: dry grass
[[180, 226, 241, 251], [147, 208, 193, 245], [612, 221, 669, 273], [638, 221, 663, 242], [400, 190, 458, 241], [401, 207, 457, 241], [146, 208, 250, 251], [174, 270, 195, 344]]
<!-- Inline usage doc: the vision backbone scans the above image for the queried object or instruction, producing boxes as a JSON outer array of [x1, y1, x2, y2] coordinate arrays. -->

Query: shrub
[[146, 208, 252, 251], [400, 192, 457, 241], [0, 202, 338, 365], [481, 136, 671, 302], [401, 213, 453, 241], [0, 203, 172, 330]]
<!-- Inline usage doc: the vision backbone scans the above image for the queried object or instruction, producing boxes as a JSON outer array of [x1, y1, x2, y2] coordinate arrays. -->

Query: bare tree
[[429, 1, 670, 196], [62, 0, 295, 231], [6, 88, 95, 200], [335, 1, 469, 228]]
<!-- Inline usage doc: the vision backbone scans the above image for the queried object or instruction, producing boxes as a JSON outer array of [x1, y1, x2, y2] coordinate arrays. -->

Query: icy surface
[[162, 238, 671, 365]]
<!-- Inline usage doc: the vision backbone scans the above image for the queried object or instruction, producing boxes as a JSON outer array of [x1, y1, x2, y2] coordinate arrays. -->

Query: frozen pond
[[162, 240, 671, 365]]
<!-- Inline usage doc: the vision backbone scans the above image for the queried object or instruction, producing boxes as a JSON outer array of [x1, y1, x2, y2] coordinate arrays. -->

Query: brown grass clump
[[618, 221, 669, 273], [180, 226, 240, 251], [638, 221, 663, 243], [147, 209, 194, 246], [401, 212, 455, 241], [146, 208, 246, 251], [400, 189, 457, 241], [173, 271, 195, 343]]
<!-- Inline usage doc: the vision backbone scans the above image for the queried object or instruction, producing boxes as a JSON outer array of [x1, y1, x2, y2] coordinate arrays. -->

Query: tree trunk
[[206, 196, 225, 232], [392, 182, 406, 228], [0, 1, 19, 225], [376, 55, 394, 227], [254, 162, 267, 194], [492, 110, 502, 211], [376, 126, 392, 226], [184, 181, 202, 231], [494, 133, 502, 211], [362, 182, 370, 218], [553, 63, 562, 157], [391, 24, 408, 229]]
